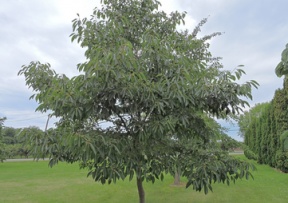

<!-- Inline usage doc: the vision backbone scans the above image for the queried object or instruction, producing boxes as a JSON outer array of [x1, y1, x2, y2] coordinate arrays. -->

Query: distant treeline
[[0, 124, 44, 161]]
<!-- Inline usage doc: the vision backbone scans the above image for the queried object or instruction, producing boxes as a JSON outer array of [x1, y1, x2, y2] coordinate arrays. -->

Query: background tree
[[4, 144, 20, 159], [239, 43, 288, 172], [1, 127, 17, 145], [0, 117, 6, 162], [219, 134, 240, 152], [238, 103, 269, 138], [239, 103, 270, 162], [18, 126, 45, 158], [275, 43, 288, 77], [19, 0, 258, 202], [0, 125, 44, 160]]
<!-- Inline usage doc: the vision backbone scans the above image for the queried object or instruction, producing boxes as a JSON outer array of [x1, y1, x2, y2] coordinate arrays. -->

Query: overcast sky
[[1, 0, 287, 141]]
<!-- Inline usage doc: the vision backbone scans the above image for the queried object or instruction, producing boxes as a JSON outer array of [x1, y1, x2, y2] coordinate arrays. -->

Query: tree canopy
[[275, 43, 288, 77], [19, 0, 258, 202]]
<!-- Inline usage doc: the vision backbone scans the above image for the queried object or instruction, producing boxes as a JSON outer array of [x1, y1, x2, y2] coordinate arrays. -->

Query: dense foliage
[[275, 44, 288, 77], [239, 44, 288, 172], [18, 0, 258, 202], [0, 124, 43, 160]]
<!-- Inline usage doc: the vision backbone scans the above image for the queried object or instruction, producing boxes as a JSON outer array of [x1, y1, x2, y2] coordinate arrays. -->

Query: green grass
[[0, 156, 287, 203]]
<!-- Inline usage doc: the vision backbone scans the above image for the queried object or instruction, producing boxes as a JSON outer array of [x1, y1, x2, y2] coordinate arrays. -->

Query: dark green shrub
[[280, 130, 288, 151], [243, 145, 258, 160], [275, 150, 288, 173], [0, 143, 6, 162]]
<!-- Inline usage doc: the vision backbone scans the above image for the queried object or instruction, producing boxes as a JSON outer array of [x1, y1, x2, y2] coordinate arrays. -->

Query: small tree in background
[[18, 127, 45, 158], [0, 117, 6, 162], [19, 1, 258, 202], [275, 131, 288, 172], [1, 127, 17, 145]]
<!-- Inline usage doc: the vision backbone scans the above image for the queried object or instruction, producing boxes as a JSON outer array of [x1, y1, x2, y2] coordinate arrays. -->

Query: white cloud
[[52, 0, 98, 22], [2, 109, 55, 130]]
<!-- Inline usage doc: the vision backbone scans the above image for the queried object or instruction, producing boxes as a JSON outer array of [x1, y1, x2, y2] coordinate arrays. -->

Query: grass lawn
[[0, 155, 287, 203]]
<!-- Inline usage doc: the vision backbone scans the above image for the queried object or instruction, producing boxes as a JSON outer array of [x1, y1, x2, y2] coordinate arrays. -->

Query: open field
[[0, 155, 287, 203]]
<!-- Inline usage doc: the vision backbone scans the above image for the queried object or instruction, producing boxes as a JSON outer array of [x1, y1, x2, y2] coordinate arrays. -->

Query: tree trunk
[[173, 165, 181, 185], [174, 171, 181, 185], [137, 177, 145, 203]]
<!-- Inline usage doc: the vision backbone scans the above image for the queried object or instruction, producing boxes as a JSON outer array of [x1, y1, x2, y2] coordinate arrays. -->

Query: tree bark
[[173, 165, 181, 185], [137, 177, 145, 203], [174, 171, 181, 185]]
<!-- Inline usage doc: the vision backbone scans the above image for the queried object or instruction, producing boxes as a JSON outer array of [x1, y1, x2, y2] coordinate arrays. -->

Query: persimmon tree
[[19, 0, 258, 202]]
